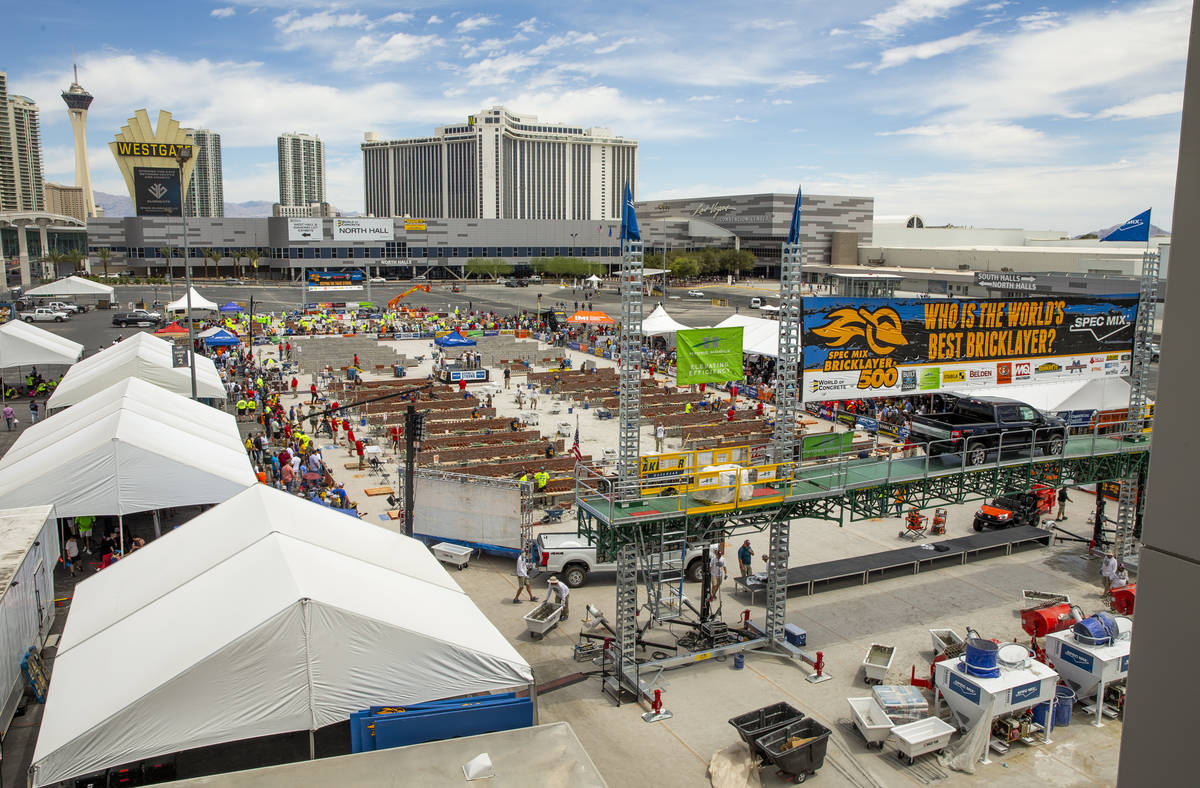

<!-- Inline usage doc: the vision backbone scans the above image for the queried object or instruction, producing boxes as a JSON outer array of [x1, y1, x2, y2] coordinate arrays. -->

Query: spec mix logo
[[810, 306, 909, 355]]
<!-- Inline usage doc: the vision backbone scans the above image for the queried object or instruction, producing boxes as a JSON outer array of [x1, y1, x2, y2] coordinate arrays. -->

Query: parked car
[[687, 290, 705, 298], [909, 395, 1067, 467], [46, 300, 86, 314], [534, 532, 707, 588], [224, 277, 245, 285], [414, 274, 428, 281], [20, 307, 69, 323], [749, 297, 764, 309], [111, 309, 163, 327], [972, 488, 1054, 531], [369, 276, 386, 283]]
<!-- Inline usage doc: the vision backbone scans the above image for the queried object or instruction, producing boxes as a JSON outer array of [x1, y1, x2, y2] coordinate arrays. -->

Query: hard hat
[[548, 576, 558, 584]]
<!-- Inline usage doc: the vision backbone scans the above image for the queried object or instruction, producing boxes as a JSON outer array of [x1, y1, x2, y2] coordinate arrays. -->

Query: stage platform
[[733, 524, 1051, 603]]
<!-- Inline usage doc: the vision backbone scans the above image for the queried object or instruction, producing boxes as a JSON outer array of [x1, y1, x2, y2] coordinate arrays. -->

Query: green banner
[[676, 327, 744, 385]]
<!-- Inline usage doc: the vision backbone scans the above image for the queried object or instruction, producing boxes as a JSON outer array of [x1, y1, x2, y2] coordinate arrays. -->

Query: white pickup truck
[[534, 531, 708, 588], [45, 300, 85, 314], [20, 307, 69, 323]]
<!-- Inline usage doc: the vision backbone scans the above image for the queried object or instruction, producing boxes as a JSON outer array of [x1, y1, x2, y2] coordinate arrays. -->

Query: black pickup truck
[[909, 395, 1068, 466]]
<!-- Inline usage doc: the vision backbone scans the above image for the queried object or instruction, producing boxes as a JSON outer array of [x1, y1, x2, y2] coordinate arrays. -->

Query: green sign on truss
[[676, 327, 745, 385]]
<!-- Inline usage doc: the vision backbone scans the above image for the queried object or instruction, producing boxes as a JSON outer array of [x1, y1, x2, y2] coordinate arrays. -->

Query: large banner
[[801, 296, 1138, 401], [288, 218, 322, 241], [676, 327, 744, 385], [332, 217, 393, 240], [133, 167, 182, 217]]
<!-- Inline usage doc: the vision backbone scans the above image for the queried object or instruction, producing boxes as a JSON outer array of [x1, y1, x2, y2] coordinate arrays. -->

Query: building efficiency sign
[[132, 167, 182, 217], [332, 218, 393, 241], [676, 327, 744, 385], [288, 218, 322, 241], [801, 295, 1138, 401]]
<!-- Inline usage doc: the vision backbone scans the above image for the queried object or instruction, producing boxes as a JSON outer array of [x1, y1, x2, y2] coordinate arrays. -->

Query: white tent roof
[[714, 314, 780, 357], [0, 378, 254, 517], [47, 332, 225, 408], [642, 304, 691, 336], [165, 287, 219, 312], [25, 275, 114, 298], [0, 320, 83, 368], [949, 377, 1139, 413], [585, 274, 602, 282], [32, 486, 532, 787]]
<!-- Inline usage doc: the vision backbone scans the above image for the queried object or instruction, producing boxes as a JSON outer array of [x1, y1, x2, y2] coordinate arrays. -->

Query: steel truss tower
[[1114, 251, 1159, 563]]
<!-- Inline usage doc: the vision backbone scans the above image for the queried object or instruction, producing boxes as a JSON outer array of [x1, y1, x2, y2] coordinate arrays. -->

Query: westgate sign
[[115, 142, 194, 159]]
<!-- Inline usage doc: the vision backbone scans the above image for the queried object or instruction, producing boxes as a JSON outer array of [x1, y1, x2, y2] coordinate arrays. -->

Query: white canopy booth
[[948, 377, 1141, 419], [165, 287, 219, 313], [714, 314, 780, 358], [47, 332, 226, 408], [24, 275, 115, 302], [641, 305, 691, 337], [31, 485, 533, 787], [0, 320, 84, 368]]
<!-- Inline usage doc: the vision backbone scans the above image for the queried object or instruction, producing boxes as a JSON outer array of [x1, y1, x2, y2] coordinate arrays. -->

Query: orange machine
[[387, 284, 430, 311]]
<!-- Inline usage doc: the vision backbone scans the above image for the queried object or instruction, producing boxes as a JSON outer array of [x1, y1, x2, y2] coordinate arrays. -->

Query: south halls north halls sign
[[109, 109, 196, 217]]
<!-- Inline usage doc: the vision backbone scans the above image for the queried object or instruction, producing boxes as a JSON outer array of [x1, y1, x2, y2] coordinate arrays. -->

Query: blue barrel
[[1073, 615, 1114, 646], [1054, 685, 1075, 726], [734, 653, 745, 670], [964, 638, 1000, 678], [1032, 700, 1054, 732]]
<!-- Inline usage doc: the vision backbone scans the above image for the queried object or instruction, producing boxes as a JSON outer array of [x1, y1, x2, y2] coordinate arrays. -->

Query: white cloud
[[351, 32, 443, 67], [499, 85, 705, 140], [210, 7, 235, 18], [456, 15, 493, 33], [829, 27, 851, 36], [379, 12, 414, 25], [594, 37, 636, 55], [516, 17, 539, 34], [738, 19, 795, 30], [980, 1, 1012, 12], [863, 0, 973, 37], [273, 10, 368, 35], [724, 115, 758, 123], [776, 72, 825, 88], [1016, 10, 1061, 31], [771, 99, 792, 105], [688, 95, 719, 102], [879, 121, 1058, 160], [427, 14, 443, 24], [530, 31, 599, 55], [1095, 91, 1184, 120], [462, 52, 539, 86], [915, 1, 1190, 124], [875, 29, 984, 71]]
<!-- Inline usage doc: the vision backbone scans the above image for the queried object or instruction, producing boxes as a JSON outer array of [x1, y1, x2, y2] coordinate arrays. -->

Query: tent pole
[[309, 729, 315, 760], [118, 513, 124, 555], [152, 509, 162, 539], [529, 671, 539, 725]]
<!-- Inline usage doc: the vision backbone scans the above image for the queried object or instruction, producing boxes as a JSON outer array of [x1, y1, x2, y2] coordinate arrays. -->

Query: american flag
[[571, 417, 583, 461]]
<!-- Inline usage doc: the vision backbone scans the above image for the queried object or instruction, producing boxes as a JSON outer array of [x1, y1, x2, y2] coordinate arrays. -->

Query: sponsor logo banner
[[308, 285, 364, 292], [946, 672, 981, 705], [1058, 643, 1095, 672], [332, 217, 393, 241], [1011, 681, 1043, 705], [133, 166, 182, 217], [288, 218, 322, 241], [801, 296, 1137, 400], [676, 327, 745, 385]]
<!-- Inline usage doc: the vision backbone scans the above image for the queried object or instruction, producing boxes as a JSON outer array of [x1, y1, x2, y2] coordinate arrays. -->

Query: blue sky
[[7, 0, 1190, 232]]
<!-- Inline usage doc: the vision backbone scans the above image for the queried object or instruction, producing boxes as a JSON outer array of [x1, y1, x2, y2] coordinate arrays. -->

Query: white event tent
[[165, 287, 219, 313], [949, 377, 1139, 415], [0, 377, 254, 517], [641, 305, 691, 337], [47, 331, 225, 408], [31, 485, 533, 787], [0, 320, 84, 368], [24, 276, 115, 300], [714, 314, 780, 357]]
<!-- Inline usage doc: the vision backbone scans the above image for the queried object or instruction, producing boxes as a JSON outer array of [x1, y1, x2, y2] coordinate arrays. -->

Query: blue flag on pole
[[786, 186, 802, 244], [620, 182, 640, 242], [1101, 209, 1151, 242]]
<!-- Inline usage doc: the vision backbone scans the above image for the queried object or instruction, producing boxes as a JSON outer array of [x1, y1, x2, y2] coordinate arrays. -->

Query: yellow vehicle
[[638, 444, 769, 497]]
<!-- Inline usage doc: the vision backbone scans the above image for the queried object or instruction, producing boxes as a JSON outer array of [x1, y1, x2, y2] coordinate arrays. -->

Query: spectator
[[1056, 487, 1071, 521], [2, 404, 13, 431], [737, 540, 754, 578], [655, 423, 665, 452]]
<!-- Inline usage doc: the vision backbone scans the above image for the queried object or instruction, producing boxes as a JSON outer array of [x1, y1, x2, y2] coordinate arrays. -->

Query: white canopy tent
[[948, 377, 1139, 414], [31, 485, 533, 787], [47, 332, 225, 408], [585, 274, 602, 283], [24, 276, 115, 300], [641, 304, 691, 336], [0, 377, 254, 517], [0, 320, 83, 368], [165, 287, 219, 313], [714, 314, 780, 358]]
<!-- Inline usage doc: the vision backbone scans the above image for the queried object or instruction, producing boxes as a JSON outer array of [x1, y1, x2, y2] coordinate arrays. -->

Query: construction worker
[[236, 398, 248, 421], [684, 402, 693, 415], [547, 575, 570, 620], [534, 467, 550, 491]]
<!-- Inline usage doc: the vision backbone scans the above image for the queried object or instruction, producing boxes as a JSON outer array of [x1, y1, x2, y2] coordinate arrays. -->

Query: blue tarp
[[202, 329, 241, 347], [218, 302, 243, 313], [434, 331, 477, 348]]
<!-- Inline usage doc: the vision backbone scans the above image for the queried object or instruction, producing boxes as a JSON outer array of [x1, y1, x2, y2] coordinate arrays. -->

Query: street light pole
[[175, 147, 197, 400]]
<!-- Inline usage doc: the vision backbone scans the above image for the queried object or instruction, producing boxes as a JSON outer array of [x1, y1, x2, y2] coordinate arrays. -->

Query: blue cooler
[[785, 624, 807, 648]]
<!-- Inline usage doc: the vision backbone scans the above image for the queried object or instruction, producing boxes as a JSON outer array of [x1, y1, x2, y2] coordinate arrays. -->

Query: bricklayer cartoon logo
[[811, 306, 908, 355]]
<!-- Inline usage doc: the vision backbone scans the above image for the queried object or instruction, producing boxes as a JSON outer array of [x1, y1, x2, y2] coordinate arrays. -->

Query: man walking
[[655, 423, 665, 453], [1056, 487, 1071, 521], [504, 367, 511, 390], [29, 399, 39, 424], [737, 540, 754, 578], [355, 438, 366, 469], [65, 534, 80, 577], [512, 552, 538, 603], [709, 548, 726, 602], [1100, 551, 1118, 602], [2, 404, 13, 431]]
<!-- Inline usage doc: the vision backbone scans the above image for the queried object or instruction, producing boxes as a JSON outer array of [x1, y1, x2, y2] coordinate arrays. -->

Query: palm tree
[[43, 250, 65, 281], [203, 248, 221, 280], [64, 250, 84, 275], [158, 246, 174, 281], [247, 248, 261, 282], [96, 247, 113, 278]]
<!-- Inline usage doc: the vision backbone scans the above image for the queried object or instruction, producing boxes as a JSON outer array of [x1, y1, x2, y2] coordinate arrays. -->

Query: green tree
[[203, 248, 222, 280], [64, 250, 85, 274], [246, 248, 262, 280], [96, 247, 112, 278], [43, 250, 65, 281], [466, 258, 514, 279]]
